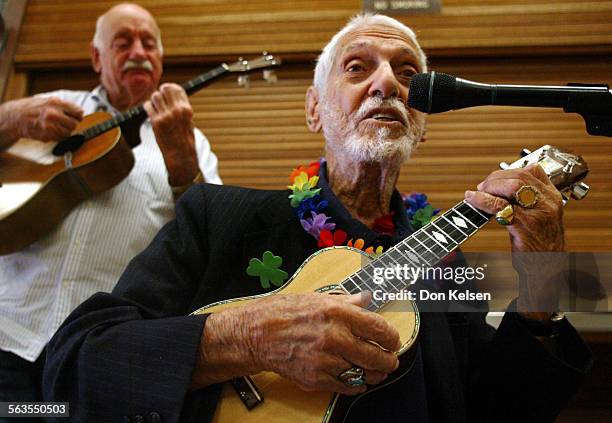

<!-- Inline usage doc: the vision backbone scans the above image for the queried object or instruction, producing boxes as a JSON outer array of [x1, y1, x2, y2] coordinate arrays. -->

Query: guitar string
[[79, 66, 227, 142]]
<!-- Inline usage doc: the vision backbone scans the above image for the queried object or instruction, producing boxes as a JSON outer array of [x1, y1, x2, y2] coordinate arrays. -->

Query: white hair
[[313, 13, 427, 93], [92, 5, 164, 55]]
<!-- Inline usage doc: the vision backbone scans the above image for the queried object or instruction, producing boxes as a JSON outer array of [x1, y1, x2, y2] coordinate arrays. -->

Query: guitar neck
[[182, 63, 229, 95], [341, 200, 492, 311], [80, 64, 229, 142]]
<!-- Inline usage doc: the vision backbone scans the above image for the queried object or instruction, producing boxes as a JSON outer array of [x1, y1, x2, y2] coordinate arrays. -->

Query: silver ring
[[338, 366, 365, 386]]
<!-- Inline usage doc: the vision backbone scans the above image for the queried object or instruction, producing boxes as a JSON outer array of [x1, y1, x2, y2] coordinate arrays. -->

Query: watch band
[[516, 310, 566, 337]]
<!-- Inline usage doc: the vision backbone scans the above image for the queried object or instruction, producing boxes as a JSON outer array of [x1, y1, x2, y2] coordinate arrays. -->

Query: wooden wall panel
[[15, 0, 612, 66], [28, 55, 612, 252]]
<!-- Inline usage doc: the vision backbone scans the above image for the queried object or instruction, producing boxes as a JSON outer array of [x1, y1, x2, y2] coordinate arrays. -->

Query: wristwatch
[[516, 311, 566, 337]]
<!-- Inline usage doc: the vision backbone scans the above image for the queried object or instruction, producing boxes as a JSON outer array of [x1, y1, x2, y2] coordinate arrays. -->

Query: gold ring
[[515, 185, 538, 208], [495, 204, 514, 225]]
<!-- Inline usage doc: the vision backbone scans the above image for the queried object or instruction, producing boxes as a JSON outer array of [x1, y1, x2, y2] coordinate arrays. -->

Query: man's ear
[[420, 129, 428, 143], [91, 43, 101, 73], [419, 123, 428, 143], [305, 86, 322, 133]]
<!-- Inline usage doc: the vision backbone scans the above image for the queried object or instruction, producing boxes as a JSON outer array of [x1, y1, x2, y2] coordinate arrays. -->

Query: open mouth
[[370, 114, 399, 122], [363, 108, 407, 126]]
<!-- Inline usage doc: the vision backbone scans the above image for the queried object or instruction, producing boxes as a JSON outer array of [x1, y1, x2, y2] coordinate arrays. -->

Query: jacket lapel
[[241, 191, 318, 287]]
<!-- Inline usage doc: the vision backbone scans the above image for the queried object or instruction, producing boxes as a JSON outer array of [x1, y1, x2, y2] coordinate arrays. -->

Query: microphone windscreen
[[409, 72, 457, 113], [408, 73, 432, 112]]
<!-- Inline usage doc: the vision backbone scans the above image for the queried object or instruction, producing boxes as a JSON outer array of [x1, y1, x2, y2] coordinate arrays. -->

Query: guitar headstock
[[500, 145, 589, 203], [223, 52, 282, 87]]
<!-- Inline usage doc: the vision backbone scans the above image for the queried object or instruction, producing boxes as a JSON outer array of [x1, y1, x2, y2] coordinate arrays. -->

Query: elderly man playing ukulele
[[0, 3, 221, 415], [44, 13, 589, 423]]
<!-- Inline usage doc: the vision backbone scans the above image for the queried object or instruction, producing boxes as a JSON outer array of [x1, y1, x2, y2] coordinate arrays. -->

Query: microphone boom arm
[[564, 83, 612, 137]]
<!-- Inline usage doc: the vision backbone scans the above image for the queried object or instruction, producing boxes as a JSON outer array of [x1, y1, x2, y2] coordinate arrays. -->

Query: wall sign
[[363, 0, 441, 15]]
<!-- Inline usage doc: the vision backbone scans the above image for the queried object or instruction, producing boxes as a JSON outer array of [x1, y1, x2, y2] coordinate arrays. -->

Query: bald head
[[93, 3, 163, 55], [89, 2, 164, 110]]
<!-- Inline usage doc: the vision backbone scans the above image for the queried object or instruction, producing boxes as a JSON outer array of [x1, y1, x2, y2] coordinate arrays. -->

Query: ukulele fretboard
[[341, 201, 492, 311]]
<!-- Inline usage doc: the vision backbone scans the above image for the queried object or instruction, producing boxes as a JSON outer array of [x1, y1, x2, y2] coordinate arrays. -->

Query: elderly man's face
[[92, 6, 163, 107], [320, 25, 426, 163]]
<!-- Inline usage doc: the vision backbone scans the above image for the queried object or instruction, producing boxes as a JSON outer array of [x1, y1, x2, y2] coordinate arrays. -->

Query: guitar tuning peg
[[237, 57, 248, 72], [520, 148, 531, 157], [570, 182, 590, 200], [263, 69, 278, 84], [499, 162, 510, 170], [237, 74, 250, 89]]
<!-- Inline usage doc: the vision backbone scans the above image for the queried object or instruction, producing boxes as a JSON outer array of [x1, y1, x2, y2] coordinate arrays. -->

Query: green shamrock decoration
[[410, 204, 436, 229], [289, 185, 321, 207], [246, 251, 289, 289]]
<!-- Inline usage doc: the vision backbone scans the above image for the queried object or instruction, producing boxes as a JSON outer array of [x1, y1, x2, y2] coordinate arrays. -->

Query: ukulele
[[0, 54, 281, 255], [193, 145, 589, 423]]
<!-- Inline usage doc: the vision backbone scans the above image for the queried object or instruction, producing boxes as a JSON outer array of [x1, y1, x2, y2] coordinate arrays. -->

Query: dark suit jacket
[[43, 184, 592, 423]]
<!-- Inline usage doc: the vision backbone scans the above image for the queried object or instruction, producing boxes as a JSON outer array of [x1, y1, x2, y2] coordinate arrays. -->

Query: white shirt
[[0, 86, 222, 361]]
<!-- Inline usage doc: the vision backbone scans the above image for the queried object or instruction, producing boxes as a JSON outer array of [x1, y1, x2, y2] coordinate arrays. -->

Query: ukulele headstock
[[224, 52, 282, 88], [499, 145, 589, 204]]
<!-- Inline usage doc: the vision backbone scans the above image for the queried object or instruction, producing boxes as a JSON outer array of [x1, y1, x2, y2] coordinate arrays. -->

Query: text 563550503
[[0, 402, 69, 418]]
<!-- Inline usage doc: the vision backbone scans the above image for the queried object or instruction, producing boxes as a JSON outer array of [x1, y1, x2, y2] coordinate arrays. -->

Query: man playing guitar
[[0, 3, 221, 414]]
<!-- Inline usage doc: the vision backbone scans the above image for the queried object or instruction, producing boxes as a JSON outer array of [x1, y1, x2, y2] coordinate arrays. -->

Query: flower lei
[[246, 160, 441, 289], [289, 160, 386, 255]]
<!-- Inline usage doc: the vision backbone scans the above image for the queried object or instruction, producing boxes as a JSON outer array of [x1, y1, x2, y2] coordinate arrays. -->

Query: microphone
[[408, 72, 612, 137]]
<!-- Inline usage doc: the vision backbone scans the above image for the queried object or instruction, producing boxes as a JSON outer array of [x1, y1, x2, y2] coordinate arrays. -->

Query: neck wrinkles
[[326, 153, 400, 227]]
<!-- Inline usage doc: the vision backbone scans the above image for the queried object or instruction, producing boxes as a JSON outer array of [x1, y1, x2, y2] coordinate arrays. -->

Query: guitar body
[[193, 247, 420, 423], [0, 112, 134, 254]]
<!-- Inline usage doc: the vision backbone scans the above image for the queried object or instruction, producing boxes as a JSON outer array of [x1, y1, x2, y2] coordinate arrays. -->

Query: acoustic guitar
[[0, 54, 281, 255], [192, 145, 589, 423]]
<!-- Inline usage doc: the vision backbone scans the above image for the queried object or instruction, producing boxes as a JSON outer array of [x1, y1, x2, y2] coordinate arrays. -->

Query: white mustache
[[122, 60, 153, 72], [354, 97, 409, 125]]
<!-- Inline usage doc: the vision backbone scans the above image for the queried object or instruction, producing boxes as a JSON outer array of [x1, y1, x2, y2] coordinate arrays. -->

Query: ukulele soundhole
[[52, 133, 86, 156]]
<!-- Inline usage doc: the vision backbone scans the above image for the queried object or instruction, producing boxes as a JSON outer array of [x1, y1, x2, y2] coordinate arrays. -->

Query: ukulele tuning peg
[[520, 148, 531, 157], [570, 182, 589, 200], [238, 74, 250, 89], [263, 69, 278, 84], [236, 57, 249, 72], [261, 51, 273, 61], [499, 162, 510, 170]]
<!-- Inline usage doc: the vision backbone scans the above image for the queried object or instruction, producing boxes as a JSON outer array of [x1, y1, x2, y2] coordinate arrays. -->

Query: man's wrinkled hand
[[6, 96, 83, 142], [143, 83, 199, 186], [195, 292, 401, 395], [465, 163, 564, 254], [465, 163, 566, 313]]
